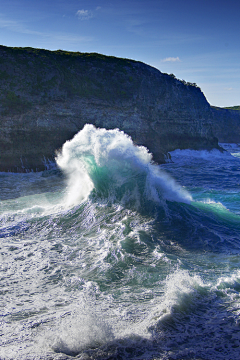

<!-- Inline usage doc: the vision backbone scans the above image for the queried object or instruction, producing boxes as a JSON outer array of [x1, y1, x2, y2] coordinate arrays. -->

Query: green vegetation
[[0, 45, 142, 103], [180, 79, 200, 89], [224, 105, 240, 110], [0, 44, 203, 112], [5, 46, 136, 68], [168, 73, 200, 89]]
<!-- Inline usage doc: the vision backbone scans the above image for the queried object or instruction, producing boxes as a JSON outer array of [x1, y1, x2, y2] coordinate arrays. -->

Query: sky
[[0, 0, 239, 107]]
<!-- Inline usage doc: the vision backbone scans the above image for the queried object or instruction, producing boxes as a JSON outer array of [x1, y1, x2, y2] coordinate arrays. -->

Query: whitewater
[[1, 124, 240, 360]]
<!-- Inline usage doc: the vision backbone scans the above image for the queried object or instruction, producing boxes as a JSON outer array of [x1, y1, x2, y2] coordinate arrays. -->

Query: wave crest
[[56, 124, 192, 207]]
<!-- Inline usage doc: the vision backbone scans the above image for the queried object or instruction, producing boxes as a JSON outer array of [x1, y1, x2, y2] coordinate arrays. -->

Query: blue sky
[[0, 0, 239, 107]]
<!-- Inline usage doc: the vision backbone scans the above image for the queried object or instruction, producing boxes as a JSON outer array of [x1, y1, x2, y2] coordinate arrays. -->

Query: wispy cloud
[[0, 16, 43, 36], [52, 34, 93, 43], [0, 15, 93, 43], [162, 57, 181, 62], [76, 9, 93, 20]]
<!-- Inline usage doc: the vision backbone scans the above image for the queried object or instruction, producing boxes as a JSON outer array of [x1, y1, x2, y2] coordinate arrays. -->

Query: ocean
[[1, 124, 240, 360]]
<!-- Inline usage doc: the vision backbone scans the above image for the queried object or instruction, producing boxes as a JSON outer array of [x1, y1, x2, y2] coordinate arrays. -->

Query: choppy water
[[1, 125, 240, 360]]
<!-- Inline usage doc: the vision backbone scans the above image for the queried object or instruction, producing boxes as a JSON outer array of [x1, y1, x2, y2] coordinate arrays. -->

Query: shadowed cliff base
[[0, 45, 238, 172]]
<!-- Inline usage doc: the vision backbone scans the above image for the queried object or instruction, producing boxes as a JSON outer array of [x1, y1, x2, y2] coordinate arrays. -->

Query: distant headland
[[0, 45, 240, 172]]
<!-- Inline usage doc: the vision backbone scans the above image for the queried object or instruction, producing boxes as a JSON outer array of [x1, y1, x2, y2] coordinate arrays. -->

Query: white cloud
[[76, 9, 93, 20], [162, 57, 181, 62]]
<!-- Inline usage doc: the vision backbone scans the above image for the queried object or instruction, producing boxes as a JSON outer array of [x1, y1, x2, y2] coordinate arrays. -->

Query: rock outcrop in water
[[0, 45, 238, 172]]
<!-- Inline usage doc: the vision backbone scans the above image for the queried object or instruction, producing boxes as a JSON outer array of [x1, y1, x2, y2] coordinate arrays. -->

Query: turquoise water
[[1, 126, 240, 360]]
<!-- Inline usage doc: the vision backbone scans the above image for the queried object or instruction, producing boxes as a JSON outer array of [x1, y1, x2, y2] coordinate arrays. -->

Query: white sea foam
[[169, 148, 233, 160], [200, 198, 228, 210], [2, 130, 240, 360], [48, 303, 114, 356], [149, 269, 205, 323], [219, 143, 240, 158], [145, 164, 192, 203], [56, 124, 192, 207], [219, 142, 240, 150], [214, 269, 240, 292]]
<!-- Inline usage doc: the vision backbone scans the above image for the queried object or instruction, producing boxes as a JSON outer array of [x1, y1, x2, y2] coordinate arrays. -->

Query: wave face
[[56, 124, 192, 207], [1, 127, 240, 360]]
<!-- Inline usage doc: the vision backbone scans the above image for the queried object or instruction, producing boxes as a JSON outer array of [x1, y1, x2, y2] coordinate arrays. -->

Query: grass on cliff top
[[0, 45, 139, 67], [224, 105, 240, 110], [212, 105, 240, 111]]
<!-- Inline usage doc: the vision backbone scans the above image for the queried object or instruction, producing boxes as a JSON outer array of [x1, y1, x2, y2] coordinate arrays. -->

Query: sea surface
[[1, 125, 240, 360]]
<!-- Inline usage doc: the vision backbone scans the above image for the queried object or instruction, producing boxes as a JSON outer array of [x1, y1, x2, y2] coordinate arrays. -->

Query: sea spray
[[2, 131, 240, 359], [49, 299, 114, 356], [56, 124, 192, 208]]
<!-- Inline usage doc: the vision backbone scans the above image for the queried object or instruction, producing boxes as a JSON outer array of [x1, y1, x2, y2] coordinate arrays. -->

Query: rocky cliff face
[[210, 107, 240, 143], [0, 45, 236, 172]]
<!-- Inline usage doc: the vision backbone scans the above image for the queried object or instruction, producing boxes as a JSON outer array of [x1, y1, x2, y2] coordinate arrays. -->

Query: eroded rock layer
[[0, 46, 237, 172]]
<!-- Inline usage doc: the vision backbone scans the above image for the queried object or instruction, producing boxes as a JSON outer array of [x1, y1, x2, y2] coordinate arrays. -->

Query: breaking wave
[[56, 124, 192, 207]]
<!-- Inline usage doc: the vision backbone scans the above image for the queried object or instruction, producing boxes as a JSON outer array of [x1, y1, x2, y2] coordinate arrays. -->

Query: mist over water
[[1, 126, 240, 360]]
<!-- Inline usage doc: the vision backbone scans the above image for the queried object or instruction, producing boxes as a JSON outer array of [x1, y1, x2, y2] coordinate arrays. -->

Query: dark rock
[[0, 45, 237, 172], [210, 106, 240, 143]]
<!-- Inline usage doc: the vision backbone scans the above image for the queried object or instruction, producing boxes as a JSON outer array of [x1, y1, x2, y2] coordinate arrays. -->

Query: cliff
[[0, 45, 235, 172], [210, 106, 240, 143]]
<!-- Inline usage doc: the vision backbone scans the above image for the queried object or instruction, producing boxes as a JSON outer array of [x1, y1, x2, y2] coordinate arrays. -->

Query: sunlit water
[[1, 126, 240, 360]]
